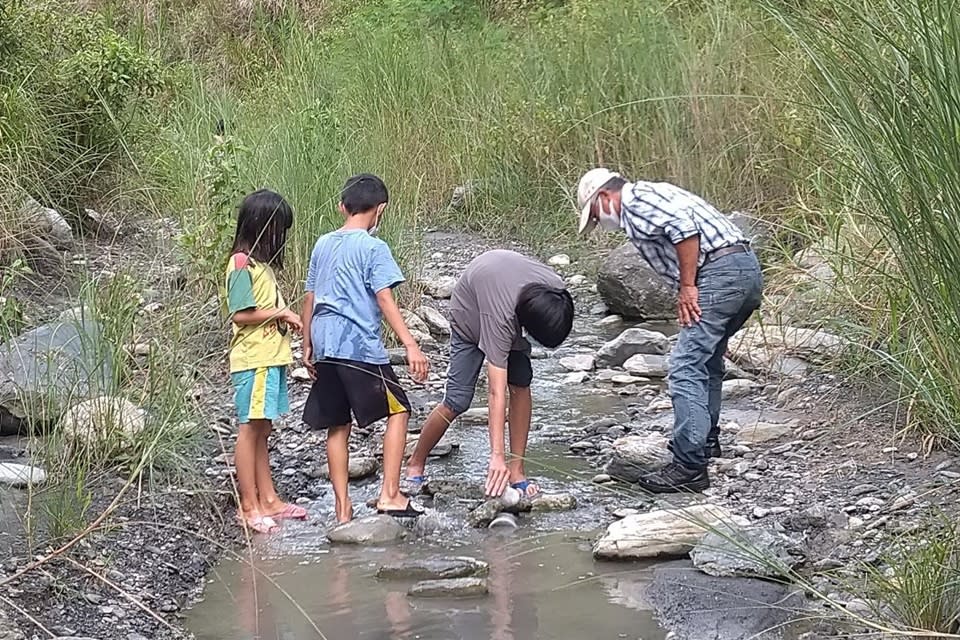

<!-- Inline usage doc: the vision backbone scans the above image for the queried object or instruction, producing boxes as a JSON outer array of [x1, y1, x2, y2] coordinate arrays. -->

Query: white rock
[[0, 463, 47, 488], [59, 396, 146, 445], [401, 309, 431, 335], [416, 306, 451, 337], [22, 196, 73, 248], [645, 397, 673, 413], [291, 367, 312, 381], [610, 433, 670, 466], [728, 324, 846, 376], [548, 254, 571, 267], [597, 315, 623, 327], [593, 504, 747, 559], [735, 420, 797, 445], [563, 372, 589, 384], [623, 354, 669, 378], [424, 276, 457, 299], [596, 328, 670, 368], [559, 354, 595, 372], [460, 407, 488, 424], [567, 275, 588, 286], [610, 374, 646, 385]]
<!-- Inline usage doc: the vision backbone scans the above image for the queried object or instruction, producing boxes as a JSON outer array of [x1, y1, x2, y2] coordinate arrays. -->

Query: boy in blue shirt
[[301, 174, 429, 524]]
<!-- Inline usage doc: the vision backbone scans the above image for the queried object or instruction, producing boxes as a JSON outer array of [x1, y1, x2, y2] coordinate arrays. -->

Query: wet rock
[[59, 396, 146, 446], [424, 477, 485, 500], [424, 276, 457, 299], [0, 463, 46, 488], [318, 456, 379, 480], [623, 354, 669, 378], [415, 306, 450, 337], [559, 354, 595, 372], [610, 374, 646, 385], [691, 524, 804, 578], [408, 577, 488, 598], [646, 560, 805, 640], [596, 328, 670, 368], [548, 254, 571, 267], [290, 367, 312, 381], [377, 556, 489, 580], [721, 379, 759, 400], [0, 309, 111, 435], [604, 433, 670, 482], [530, 493, 577, 512], [327, 515, 406, 544], [594, 504, 746, 560], [460, 407, 487, 424], [563, 371, 589, 384], [597, 242, 675, 320], [466, 500, 502, 528], [734, 420, 796, 445]]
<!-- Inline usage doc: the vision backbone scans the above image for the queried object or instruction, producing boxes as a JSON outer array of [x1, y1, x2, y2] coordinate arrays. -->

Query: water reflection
[[189, 533, 665, 640]]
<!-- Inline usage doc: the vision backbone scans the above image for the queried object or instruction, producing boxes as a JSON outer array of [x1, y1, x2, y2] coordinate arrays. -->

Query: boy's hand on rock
[[406, 344, 429, 382], [485, 454, 510, 498]]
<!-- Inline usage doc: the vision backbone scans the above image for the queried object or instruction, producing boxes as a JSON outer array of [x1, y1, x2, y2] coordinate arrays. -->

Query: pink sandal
[[270, 503, 308, 521]]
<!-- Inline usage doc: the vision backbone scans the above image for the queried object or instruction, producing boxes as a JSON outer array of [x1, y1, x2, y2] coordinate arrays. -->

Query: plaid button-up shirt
[[619, 181, 746, 289]]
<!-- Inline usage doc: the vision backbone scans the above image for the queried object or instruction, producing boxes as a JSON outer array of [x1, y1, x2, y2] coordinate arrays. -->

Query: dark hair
[[341, 174, 389, 214], [516, 283, 574, 349], [601, 176, 627, 193], [230, 189, 294, 269]]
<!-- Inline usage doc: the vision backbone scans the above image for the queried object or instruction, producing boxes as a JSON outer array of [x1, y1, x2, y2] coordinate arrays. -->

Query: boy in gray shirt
[[405, 250, 574, 498]]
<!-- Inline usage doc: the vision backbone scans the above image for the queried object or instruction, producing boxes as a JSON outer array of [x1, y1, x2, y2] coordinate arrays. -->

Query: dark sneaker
[[667, 439, 723, 460], [636, 462, 710, 494]]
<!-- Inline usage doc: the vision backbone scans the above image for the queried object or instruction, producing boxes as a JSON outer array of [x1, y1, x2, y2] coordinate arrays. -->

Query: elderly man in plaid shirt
[[576, 168, 763, 493]]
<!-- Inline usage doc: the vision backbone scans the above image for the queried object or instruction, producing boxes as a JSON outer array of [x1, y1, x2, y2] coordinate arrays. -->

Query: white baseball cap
[[576, 168, 621, 235]]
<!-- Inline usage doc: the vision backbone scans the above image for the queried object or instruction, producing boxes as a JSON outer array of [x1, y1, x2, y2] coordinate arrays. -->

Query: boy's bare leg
[[327, 424, 353, 523], [378, 412, 411, 510], [405, 404, 457, 478], [506, 385, 537, 494], [235, 422, 267, 517], [252, 420, 287, 515]]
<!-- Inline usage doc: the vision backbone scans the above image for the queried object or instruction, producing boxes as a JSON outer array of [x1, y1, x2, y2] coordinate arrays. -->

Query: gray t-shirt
[[449, 250, 566, 369]]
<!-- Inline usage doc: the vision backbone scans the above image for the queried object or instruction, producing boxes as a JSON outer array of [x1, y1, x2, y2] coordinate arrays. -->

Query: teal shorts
[[231, 366, 289, 424]]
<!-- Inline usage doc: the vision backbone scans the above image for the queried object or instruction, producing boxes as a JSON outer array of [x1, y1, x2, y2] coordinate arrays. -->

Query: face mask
[[596, 196, 621, 232], [369, 208, 384, 236]]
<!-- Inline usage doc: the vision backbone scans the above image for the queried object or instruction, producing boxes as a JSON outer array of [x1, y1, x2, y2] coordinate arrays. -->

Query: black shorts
[[303, 359, 412, 429]]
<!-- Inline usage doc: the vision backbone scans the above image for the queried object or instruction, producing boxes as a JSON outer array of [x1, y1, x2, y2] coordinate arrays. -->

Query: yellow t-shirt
[[225, 253, 294, 373]]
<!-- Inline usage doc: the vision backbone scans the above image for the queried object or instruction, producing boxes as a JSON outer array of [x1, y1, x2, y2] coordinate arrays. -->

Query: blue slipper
[[401, 475, 427, 496], [511, 480, 541, 497]]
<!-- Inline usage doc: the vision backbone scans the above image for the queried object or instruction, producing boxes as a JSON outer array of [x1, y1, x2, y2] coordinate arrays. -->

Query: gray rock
[[734, 420, 796, 445], [563, 371, 589, 384], [401, 309, 431, 336], [327, 515, 406, 544], [646, 561, 805, 640], [604, 433, 670, 482], [0, 309, 112, 435], [691, 525, 804, 579], [416, 306, 451, 337], [424, 477, 485, 500], [559, 354, 595, 372], [721, 379, 759, 400], [466, 500, 502, 528], [424, 276, 457, 300], [408, 577, 488, 598], [597, 243, 675, 320], [0, 463, 46, 488], [59, 396, 146, 446], [377, 557, 489, 580], [530, 493, 577, 512], [596, 328, 670, 368], [0, 606, 25, 640], [594, 504, 747, 559], [623, 354, 669, 378], [319, 456, 379, 480]]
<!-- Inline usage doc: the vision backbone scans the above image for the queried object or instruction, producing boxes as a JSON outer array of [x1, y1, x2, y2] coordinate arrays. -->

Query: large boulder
[[603, 433, 671, 482], [595, 328, 670, 368], [691, 524, 805, 579], [728, 324, 846, 377], [21, 196, 73, 249], [596, 243, 675, 321], [0, 308, 112, 435], [593, 504, 746, 560]]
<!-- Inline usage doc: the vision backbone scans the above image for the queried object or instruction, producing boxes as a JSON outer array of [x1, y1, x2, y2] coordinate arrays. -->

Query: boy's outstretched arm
[[485, 364, 509, 498], [375, 287, 429, 382], [300, 291, 316, 378]]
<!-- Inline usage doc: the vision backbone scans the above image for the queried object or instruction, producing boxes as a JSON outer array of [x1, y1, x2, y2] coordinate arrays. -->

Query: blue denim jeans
[[668, 250, 763, 469]]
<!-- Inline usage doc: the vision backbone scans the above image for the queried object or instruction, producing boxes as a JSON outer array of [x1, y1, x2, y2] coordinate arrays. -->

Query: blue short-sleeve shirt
[[305, 229, 404, 365]]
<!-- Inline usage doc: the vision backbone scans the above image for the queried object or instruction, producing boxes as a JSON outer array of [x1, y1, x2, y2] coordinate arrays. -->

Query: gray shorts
[[442, 329, 533, 415]]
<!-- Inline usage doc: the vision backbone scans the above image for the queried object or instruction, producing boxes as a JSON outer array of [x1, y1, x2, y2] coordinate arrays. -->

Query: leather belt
[[704, 242, 749, 265]]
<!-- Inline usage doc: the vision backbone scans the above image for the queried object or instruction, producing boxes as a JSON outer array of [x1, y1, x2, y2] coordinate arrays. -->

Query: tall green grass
[[771, 0, 960, 442], [150, 0, 804, 292]]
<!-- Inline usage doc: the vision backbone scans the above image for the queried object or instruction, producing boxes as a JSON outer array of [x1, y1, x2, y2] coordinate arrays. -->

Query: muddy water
[[187, 315, 683, 639]]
